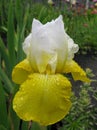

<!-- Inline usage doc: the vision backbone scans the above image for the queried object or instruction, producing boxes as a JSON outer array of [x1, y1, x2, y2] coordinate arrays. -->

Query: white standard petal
[[65, 34, 79, 60], [22, 15, 78, 73], [32, 19, 43, 33], [23, 33, 32, 56], [26, 15, 68, 73]]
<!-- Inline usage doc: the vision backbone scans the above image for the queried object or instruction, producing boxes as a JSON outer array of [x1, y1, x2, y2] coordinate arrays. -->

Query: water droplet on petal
[[20, 97, 23, 101], [14, 104, 17, 109]]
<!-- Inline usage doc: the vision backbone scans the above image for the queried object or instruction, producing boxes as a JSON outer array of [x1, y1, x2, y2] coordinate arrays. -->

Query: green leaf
[[0, 125, 7, 130], [0, 37, 11, 75], [15, 0, 23, 29], [0, 81, 8, 128], [8, 101, 20, 130], [15, 0, 24, 62], [38, 6, 47, 22], [0, 66, 14, 94], [7, 0, 15, 68], [21, 121, 28, 130], [15, 3, 30, 62]]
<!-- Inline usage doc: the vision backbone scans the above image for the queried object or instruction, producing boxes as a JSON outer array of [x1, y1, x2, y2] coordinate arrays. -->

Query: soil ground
[[74, 54, 97, 79], [73, 53, 97, 104]]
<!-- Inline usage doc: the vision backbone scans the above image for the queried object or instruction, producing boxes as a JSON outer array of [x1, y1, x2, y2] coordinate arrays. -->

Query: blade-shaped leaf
[[8, 103, 20, 130], [15, 0, 24, 62], [0, 37, 11, 76], [7, 0, 15, 68], [0, 81, 8, 128], [0, 66, 14, 94], [0, 125, 7, 130], [21, 121, 28, 130]]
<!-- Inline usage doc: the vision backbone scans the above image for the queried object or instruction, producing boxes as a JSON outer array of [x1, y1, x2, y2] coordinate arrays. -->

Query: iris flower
[[48, 0, 54, 5], [12, 15, 90, 126]]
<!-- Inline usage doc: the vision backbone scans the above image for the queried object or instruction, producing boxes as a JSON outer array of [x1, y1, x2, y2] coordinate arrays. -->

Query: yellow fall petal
[[63, 60, 90, 82], [13, 73, 72, 126], [12, 59, 33, 84]]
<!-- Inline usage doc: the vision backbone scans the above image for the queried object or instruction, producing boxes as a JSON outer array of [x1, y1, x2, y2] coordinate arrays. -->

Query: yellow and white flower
[[48, 0, 54, 5], [12, 15, 90, 126]]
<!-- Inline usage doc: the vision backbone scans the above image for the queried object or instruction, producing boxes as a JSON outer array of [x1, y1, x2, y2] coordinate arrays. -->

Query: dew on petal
[[20, 97, 23, 101], [13, 104, 17, 109]]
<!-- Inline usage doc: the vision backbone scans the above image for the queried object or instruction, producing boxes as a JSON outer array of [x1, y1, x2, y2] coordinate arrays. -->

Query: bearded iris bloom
[[12, 15, 90, 126], [48, 0, 54, 5]]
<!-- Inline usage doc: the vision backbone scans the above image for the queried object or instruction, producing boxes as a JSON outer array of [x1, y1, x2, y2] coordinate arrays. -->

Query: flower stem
[[31, 121, 47, 130], [40, 126, 47, 130]]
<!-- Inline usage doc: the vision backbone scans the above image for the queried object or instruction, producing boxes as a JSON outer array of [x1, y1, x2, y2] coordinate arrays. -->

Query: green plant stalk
[[31, 122, 47, 130], [0, 66, 14, 94], [0, 37, 11, 76], [40, 126, 47, 130], [0, 81, 8, 128], [7, 0, 15, 69]]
